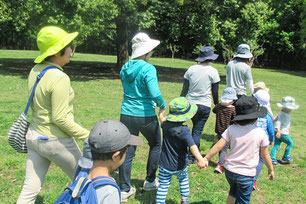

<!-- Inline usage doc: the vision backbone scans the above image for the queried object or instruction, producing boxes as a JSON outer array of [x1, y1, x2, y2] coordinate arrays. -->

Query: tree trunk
[[115, 17, 129, 73]]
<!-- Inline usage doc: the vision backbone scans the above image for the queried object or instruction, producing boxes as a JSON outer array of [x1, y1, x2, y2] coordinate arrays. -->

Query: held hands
[[197, 157, 209, 169]]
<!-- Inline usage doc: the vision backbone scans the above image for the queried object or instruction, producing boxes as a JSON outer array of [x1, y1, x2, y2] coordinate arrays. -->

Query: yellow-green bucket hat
[[34, 26, 78, 63], [166, 97, 198, 122]]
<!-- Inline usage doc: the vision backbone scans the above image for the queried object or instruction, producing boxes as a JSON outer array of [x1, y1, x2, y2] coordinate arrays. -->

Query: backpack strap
[[92, 176, 121, 201], [71, 177, 92, 199]]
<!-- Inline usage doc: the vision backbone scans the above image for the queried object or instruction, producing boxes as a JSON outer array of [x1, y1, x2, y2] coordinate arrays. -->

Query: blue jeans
[[270, 134, 293, 159], [188, 104, 211, 160], [156, 166, 189, 203], [225, 168, 255, 204], [119, 114, 162, 192]]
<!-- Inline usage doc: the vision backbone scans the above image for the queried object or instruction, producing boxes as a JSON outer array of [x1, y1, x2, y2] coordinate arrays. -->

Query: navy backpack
[[55, 169, 121, 204]]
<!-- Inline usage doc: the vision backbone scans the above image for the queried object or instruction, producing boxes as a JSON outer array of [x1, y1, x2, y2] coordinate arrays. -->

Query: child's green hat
[[166, 97, 198, 122]]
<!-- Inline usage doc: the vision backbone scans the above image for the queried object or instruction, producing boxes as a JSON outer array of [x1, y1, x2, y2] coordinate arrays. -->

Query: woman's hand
[[159, 109, 166, 122]]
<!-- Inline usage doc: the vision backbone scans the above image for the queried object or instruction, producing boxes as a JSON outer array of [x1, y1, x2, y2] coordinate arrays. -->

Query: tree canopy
[[0, 0, 305, 70]]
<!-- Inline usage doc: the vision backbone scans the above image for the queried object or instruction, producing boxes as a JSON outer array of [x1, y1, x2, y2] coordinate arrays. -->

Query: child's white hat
[[254, 89, 273, 116], [277, 96, 299, 110]]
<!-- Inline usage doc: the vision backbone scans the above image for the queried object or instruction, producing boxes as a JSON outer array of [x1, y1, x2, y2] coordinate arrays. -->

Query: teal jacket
[[120, 60, 166, 117]]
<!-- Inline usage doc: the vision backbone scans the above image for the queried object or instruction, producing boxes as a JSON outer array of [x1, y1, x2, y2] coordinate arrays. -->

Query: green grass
[[0, 49, 305, 203]]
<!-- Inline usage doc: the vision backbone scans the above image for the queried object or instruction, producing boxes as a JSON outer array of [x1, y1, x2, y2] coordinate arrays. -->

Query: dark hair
[[233, 118, 257, 126], [44, 43, 72, 61], [199, 59, 213, 63], [91, 145, 129, 161], [234, 57, 250, 63]]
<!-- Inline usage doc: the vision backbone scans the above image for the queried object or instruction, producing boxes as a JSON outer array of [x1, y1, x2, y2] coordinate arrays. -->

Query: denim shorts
[[225, 168, 255, 204]]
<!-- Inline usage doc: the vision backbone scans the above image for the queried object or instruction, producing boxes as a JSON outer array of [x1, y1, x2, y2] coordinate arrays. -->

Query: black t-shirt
[[160, 121, 195, 171]]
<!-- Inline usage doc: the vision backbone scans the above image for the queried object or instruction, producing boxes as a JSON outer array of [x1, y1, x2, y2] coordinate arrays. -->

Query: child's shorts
[[224, 168, 255, 204]]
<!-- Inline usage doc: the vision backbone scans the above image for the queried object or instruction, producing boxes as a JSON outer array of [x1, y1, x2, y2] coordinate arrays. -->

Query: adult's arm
[[51, 75, 89, 140], [211, 82, 219, 105], [145, 66, 166, 109], [246, 67, 254, 94], [180, 79, 189, 97]]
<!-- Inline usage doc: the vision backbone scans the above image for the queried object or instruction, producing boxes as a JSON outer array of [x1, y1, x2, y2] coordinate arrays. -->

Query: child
[[156, 97, 206, 204], [253, 81, 273, 116], [203, 97, 274, 204], [57, 120, 143, 203], [253, 89, 275, 190], [226, 44, 254, 99], [271, 96, 299, 165], [212, 87, 237, 173]]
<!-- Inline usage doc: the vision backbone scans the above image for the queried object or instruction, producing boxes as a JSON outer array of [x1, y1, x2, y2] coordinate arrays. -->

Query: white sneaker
[[121, 187, 136, 202], [143, 179, 159, 191]]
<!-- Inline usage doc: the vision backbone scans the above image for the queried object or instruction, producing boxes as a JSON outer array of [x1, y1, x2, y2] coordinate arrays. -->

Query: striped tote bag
[[7, 66, 56, 153]]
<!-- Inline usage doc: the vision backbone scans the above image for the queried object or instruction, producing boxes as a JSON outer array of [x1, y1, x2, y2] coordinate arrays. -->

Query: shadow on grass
[[0, 58, 189, 83], [35, 195, 44, 204]]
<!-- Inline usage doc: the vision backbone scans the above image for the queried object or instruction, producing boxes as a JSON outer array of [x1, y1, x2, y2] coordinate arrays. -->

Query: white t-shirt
[[96, 184, 120, 204], [274, 111, 291, 135], [226, 60, 254, 95], [184, 64, 220, 107], [222, 124, 269, 177]]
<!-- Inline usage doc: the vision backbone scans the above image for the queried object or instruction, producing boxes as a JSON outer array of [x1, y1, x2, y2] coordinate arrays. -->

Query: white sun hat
[[233, 44, 253, 59], [277, 96, 299, 110], [254, 89, 273, 116], [131, 32, 160, 59]]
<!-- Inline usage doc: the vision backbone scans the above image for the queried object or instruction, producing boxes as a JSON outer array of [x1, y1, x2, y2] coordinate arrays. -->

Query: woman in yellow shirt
[[17, 26, 89, 204]]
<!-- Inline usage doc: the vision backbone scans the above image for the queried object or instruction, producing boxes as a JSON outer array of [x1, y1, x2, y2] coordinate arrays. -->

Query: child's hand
[[276, 131, 281, 139], [268, 170, 275, 181]]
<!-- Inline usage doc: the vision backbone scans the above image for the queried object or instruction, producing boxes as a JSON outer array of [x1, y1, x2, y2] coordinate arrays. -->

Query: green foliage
[[0, 0, 305, 69]]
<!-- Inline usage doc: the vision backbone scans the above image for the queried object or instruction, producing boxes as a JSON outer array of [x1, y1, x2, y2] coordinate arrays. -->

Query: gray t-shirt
[[184, 64, 220, 107], [96, 184, 120, 204], [226, 60, 254, 95]]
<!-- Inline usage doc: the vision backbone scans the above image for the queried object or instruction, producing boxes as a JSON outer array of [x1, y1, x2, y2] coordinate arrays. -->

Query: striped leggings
[[156, 166, 189, 204]]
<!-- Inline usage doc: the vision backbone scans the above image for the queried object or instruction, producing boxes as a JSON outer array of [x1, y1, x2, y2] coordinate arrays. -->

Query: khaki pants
[[17, 126, 81, 204]]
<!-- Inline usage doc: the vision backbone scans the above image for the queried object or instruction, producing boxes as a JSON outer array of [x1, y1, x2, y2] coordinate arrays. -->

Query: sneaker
[[271, 159, 280, 166], [214, 164, 223, 174], [143, 179, 159, 191], [121, 187, 136, 202], [253, 181, 259, 191], [281, 156, 293, 164], [181, 199, 190, 204]]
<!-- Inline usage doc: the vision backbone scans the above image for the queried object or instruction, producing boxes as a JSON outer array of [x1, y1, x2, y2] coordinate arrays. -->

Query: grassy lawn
[[0, 49, 305, 203]]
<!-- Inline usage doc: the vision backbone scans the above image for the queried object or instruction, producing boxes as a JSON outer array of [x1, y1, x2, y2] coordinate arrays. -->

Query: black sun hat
[[232, 96, 267, 122]]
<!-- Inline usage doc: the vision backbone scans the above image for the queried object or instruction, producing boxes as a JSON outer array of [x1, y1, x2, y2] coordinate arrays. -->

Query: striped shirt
[[213, 103, 236, 135]]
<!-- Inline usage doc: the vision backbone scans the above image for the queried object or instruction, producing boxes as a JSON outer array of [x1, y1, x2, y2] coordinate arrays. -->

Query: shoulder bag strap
[[24, 66, 57, 115]]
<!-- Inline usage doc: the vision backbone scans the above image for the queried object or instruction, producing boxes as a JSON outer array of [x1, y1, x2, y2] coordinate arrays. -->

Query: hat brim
[[220, 95, 238, 103], [131, 39, 160, 59], [233, 53, 253, 59], [195, 54, 219, 62], [129, 135, 143, 146], [277, 103, 299, 110], [166, 104, 198, 122], [232, 106, 267, 122], [34, 32, 78, 63]]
